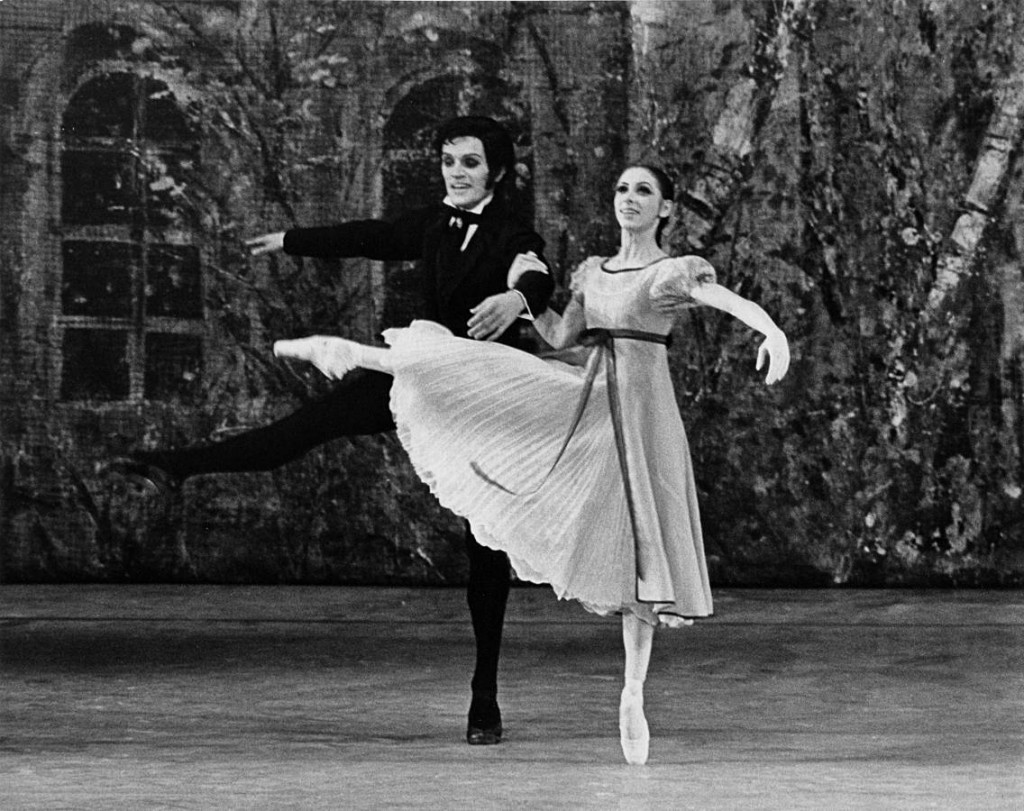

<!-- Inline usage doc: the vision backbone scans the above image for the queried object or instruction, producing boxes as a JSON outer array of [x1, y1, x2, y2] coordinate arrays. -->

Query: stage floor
[[2, 585, 1022, 809]]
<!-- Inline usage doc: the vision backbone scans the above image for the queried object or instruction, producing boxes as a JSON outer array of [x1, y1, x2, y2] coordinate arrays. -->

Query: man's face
[[441, 136, 500, 209]]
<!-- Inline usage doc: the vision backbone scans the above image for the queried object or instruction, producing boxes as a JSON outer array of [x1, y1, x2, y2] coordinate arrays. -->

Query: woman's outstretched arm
[[688, 283, 791, 385], [506, 253, 587, 350], [533, 296, 587, 350]]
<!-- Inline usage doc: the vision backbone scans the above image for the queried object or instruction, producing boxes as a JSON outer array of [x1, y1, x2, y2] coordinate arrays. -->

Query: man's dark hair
[[433, 116, 516, 191]]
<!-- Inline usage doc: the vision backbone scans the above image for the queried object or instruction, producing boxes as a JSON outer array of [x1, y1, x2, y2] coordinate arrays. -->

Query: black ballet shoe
[[466, 720, 503, 746], [101, 455, 182, 496], [466, 696, 503, 746]]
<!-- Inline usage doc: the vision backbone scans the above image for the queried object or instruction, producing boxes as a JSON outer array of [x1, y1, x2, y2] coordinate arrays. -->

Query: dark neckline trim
[[600, 255, 670, 274]]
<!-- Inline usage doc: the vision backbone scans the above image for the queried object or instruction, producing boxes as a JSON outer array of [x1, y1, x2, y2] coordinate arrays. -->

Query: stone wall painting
[[0, 0, 1021, 586]]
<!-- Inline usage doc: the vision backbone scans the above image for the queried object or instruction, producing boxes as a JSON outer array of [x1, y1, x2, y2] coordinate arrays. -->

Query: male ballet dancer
[[108, 116, 553, 745]]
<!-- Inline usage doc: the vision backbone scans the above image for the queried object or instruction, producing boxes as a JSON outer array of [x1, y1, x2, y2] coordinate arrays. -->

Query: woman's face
[[613, 167, 673, 235], [441, 136, 501, 209]]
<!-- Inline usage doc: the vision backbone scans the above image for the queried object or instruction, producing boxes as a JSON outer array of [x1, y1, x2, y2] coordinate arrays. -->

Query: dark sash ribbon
[[471, 328, 670, 580]]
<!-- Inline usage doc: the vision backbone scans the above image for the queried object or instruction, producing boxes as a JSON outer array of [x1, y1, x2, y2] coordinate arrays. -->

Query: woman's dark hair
[[631, 164, 676, 246], [433, 116, 516, 193]]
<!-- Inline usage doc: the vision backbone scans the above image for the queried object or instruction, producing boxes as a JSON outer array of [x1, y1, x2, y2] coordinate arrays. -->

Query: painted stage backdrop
[[0, 0, 1021, 586]]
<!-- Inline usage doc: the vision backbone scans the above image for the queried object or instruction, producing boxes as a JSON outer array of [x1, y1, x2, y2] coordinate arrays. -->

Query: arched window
[[59, 65, 203, 402]]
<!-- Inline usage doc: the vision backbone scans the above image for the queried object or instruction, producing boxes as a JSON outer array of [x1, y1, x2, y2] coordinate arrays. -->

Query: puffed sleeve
[[649, 256, 717, 309]]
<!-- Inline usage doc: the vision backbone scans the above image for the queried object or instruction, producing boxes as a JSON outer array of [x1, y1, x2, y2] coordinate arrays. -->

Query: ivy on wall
[[1, 0, 1021, 586]]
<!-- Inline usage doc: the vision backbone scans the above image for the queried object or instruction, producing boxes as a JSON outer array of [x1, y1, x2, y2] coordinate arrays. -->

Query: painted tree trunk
[[927, 68, 1024, 313], [629, 0, 809, 253], [0, 0, 1021, 586]]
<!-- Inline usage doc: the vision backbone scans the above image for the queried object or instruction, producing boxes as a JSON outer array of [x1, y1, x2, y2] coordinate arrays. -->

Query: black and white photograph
[[0, 0, 1022, 808]]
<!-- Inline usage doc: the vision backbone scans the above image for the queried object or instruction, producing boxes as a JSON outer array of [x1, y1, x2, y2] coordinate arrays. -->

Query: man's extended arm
[[246, 208, 433, 262]]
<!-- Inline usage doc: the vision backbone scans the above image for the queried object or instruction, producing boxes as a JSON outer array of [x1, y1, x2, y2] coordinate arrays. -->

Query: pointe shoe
[[619, 687, 650, 765], [273, 336, 358, 380], [657, 613, 695, 629]]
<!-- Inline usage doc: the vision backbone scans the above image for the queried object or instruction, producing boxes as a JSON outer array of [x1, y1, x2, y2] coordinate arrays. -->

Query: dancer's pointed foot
[[273, 336, 359, 380], [466, 695, 503, 745], [619, 685, 649, 765], [657, 613, 694, 629]]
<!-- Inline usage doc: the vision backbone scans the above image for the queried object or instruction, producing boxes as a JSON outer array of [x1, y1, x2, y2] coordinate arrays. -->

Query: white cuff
[[511, 289, 534, 321]]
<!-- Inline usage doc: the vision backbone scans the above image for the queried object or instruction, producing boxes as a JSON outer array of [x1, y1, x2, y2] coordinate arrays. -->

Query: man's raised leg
[[107, 369, 395, 489]]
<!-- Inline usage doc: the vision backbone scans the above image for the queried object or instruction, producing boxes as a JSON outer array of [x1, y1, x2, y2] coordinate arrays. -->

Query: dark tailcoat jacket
[[281, 198, 552, 349]]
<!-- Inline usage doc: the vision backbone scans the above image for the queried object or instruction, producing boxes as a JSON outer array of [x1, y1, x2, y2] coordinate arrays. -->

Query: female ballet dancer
[[274, 165, 791, 765]]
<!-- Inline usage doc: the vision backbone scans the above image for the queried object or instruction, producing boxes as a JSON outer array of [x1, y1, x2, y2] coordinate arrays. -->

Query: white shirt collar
[[442, 193, 493, 215]]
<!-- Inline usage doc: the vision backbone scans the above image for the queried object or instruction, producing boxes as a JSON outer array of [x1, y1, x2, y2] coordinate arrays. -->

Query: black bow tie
[[442, 205, 484, 230]]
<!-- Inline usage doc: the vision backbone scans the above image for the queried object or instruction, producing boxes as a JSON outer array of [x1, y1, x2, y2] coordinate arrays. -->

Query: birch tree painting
[[0, 0, 1020, 586]]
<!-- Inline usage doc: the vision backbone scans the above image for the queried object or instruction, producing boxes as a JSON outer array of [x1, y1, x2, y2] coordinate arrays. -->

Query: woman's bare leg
[[620, 612, 654, 765]]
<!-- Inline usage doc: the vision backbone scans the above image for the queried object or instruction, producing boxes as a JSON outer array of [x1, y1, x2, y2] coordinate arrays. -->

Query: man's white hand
[[468, 291, 525, 341], [245, 232, 286, 256]]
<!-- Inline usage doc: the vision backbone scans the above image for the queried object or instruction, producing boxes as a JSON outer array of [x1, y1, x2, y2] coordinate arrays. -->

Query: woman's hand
[[245, 231, 286, 256], [755, 328, 790, 385]]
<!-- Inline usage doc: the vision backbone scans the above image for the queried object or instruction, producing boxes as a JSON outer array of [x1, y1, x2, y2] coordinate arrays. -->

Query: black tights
[[140, 369, 397, 477], [465, 528, 510, 700], [138, 368, 511, 704]]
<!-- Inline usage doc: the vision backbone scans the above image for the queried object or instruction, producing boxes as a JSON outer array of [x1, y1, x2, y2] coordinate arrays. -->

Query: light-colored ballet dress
[[384, 255, 716, 624]]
